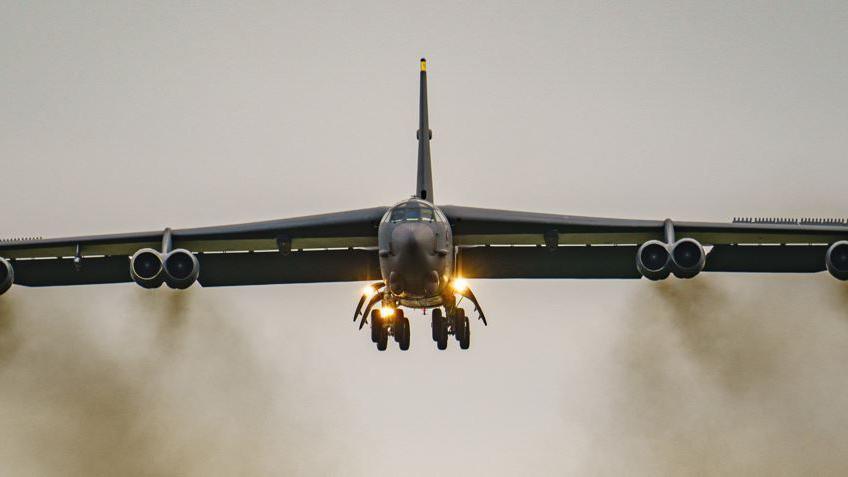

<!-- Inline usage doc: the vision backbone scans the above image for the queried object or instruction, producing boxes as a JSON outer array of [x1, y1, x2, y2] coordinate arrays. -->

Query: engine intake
[[826, 241, 848, 281], [0, 257, 13, 295], [130, 248, 164, 288], [163, 249, 199, 289], [670, 238, 706, 279], [636, 240, 671, 280]]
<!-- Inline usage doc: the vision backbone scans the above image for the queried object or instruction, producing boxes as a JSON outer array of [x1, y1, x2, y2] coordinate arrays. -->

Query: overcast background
[[2, 1, 848, 475]]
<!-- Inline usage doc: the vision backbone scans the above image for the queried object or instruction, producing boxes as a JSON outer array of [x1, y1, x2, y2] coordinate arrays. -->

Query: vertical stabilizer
[[416, 58, 434, 202]]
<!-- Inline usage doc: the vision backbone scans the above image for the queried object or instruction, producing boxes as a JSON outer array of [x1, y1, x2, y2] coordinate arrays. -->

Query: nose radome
[[392, 223, 435, 254]]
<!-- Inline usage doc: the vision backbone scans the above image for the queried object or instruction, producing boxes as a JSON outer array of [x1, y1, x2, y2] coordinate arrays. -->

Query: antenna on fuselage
[[416, 58, 434, 203]]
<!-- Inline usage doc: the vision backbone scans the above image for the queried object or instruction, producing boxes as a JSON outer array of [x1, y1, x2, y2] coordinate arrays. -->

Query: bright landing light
[[451, 277, 468, 292], [379, 306, 395, 318], [362, 285, 377, 298]]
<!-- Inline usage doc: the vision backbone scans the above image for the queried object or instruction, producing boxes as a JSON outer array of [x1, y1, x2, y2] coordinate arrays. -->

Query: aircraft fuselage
[[377, 198, 453, 307]]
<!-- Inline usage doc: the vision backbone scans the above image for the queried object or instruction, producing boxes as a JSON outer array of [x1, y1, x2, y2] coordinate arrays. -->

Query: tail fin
[[416, 58, 434, 202]]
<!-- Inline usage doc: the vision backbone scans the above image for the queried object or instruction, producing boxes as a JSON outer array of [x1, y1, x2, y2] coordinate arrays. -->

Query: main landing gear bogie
[[371, 308, 410, 351], [431, 307, 470, 351]]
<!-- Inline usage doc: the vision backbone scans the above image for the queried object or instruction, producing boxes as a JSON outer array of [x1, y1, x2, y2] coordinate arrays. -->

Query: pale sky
[[2, 1, 848, 476]]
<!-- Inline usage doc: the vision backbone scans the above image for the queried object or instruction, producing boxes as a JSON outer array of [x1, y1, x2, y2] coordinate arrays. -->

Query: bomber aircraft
[[1, 59, 847, 351]]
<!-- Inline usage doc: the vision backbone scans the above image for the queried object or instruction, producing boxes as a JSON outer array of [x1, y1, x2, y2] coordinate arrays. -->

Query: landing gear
[[431, 307, 470, 350], [356, 278, 486, 352], [372, 307, 410, 351]]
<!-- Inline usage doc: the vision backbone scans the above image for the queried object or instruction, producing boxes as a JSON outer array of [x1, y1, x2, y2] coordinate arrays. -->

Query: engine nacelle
[[0, 257, 13, 296], [163, 249, 199, 289], [636, 240, 671, 280], [826, 241, 848, 281], [130, 248, 164, 288], [670, 238, 706, 279]]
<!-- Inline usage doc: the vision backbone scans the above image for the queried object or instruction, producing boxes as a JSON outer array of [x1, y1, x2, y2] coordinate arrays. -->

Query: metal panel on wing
[[456, 246, 641, 279], [704, 245, 827, 273], [12, 256, 132, 286], [197, 249, 381, 286]]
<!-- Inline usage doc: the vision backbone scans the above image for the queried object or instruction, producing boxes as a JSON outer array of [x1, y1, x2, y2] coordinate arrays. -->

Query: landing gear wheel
[[399, 317, 410, 351], [458, 313, 470, 350], [451, 308, 470, 349], [393, 309, 406, 343], [434, 312, 448, 350], [376, 322, 388, 351], [431, 308, 443, 341], [370, 309, 381, 343], [452, 308, 465, 341]]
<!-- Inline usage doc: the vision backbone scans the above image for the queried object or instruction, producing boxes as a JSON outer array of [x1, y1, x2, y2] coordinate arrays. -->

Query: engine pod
[[130, 248, 164, 288], [163, 249, 199, 289], [670, 238, 706, 279], [636, 240, 671, 280], [826, 241, 848, 281], [0, 257, 13, 295]]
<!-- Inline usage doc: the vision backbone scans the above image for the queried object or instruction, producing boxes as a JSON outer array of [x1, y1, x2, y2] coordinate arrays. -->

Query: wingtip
[[420, 58, 426, 72]]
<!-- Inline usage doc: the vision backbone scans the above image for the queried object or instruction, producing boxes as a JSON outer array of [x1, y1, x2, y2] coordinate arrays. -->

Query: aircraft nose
[[392, 223, 434, 256], [387, 223, 442, 297]]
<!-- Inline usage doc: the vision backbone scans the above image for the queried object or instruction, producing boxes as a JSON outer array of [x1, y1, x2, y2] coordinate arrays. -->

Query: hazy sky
[[2, 1, 848, 476]]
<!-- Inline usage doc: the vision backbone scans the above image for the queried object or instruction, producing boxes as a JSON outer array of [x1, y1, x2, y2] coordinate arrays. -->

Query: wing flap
[[705, 245, 827, 273], [456, 246, 641, 279], [197, 249, 381, 287], [13, 256, 132, 287]]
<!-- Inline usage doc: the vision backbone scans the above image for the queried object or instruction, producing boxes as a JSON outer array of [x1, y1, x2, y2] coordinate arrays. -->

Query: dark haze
[[0, 288, 349, 476], [582, 276, 848, 475], [2, 279, 848, 476]]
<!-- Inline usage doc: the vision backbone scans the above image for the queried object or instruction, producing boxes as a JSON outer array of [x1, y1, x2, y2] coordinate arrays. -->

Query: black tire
[[431, 308, 443, 341], [376, 323, 388, 351], [370, 309, 381, 343], [435, 314, 448, 350], [459, 315, 470, 350], [393, 309, 405, 343], [399, 317, 410, 351], [453, 308, 466, 342]]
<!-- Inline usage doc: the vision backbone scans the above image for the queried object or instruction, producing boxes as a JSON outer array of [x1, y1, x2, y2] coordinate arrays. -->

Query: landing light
[[379, 306, 395, 318], [362, 285, 377, 298], [451, 277, 468, 292]]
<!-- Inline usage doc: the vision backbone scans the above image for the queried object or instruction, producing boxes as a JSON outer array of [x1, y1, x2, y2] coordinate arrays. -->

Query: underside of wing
[[197, 249, 381, 287], [457, 246, 641, 279], [441, 206, 848, 279], [0, 207, 388, 289], [440, 205, 664, 246], [0, 207, 388, 259]]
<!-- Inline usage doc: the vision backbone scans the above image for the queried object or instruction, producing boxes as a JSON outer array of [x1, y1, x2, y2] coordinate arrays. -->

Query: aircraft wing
[[0, 207, 387, 287], [440, 205, 848, 279]]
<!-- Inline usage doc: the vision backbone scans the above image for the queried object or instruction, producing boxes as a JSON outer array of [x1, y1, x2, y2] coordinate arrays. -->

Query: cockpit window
[[389, 204, 436, 222]]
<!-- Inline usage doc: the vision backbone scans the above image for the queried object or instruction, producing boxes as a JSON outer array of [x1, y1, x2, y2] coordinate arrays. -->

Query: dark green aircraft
[[2, 59, 847, 351]]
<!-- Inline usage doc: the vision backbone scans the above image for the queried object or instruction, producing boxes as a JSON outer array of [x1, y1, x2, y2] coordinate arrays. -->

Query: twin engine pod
[[636, 238, 706, 280], [826, 241, 848, 281], [0, 257, 13, 296], [130, 248, 199, 289]]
